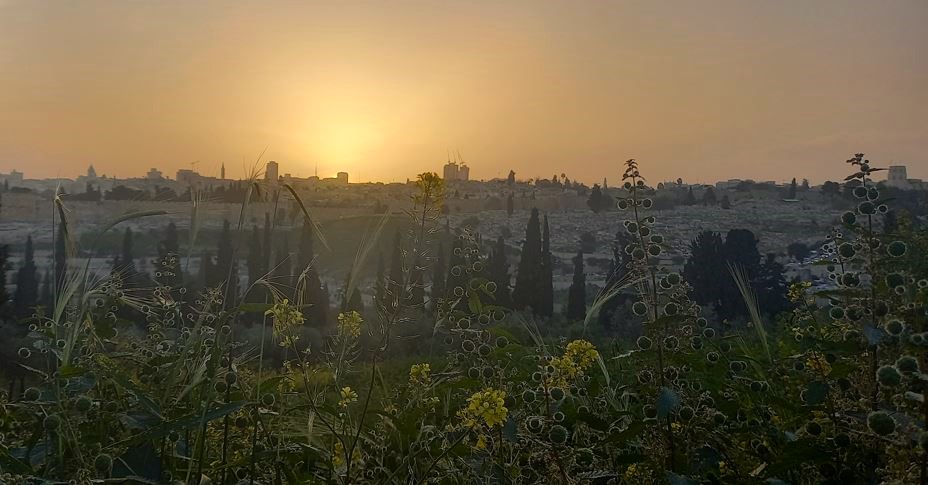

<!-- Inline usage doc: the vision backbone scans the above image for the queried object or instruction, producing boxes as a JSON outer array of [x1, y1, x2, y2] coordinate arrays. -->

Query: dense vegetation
[[0, 156, 926, 484]]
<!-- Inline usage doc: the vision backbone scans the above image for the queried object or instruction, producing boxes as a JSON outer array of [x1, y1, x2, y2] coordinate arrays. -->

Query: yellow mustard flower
[[409, 363, 432, 386], [338, 386, 359, 408], [265, 299, 304, 347], [332, 440, 361, 468], [550, 339, 600, 386], [458, 388, 508, 429], [337, 311, 363, 339], [788, 281, 812, 304]]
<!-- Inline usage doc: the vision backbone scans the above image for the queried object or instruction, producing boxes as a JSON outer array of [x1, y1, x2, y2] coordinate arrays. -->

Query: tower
[[220, 163, 225, 180], [265, 161, 279, 184]]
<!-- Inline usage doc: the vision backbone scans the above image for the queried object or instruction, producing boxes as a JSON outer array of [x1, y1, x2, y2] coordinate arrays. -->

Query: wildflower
[[409, 363, 431, 386], [458, 388, 508, 429], [788, 281, 812, 303], [332, 440, 361, 468], [805, 352, 832, 376], [336, 311, 363, 339], [265, 299, 304, 347], [339, 387, 359, 408]]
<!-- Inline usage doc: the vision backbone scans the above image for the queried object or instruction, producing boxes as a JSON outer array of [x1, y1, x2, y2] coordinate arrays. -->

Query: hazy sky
[[1, 0, 926, 184]]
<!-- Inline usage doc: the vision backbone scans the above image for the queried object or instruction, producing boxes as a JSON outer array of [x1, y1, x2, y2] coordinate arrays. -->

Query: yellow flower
[[332, 440, 361, 468], [474, 434, 488, 451], [806, 351, 832, 376], [265, 299, 304, 347], [338, 386, 358, 408], [550, 339, 600, 386], [337, 311, 363, 339], [458, 388, 508, 429], [788, 281, 812, 303], [409, 363, 432, 386]]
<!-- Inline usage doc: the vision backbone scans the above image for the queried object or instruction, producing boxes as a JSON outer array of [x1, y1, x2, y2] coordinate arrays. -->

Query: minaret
[[220, 163, 226, 180]]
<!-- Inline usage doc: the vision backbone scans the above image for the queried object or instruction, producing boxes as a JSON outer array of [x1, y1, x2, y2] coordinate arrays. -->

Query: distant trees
[[683, 229, 789, 321], [247, 225, 265, 288], [216, 220, 239, 303], [13, 235, 38, 318], [566, 251, 586, 321], [297, 217, 328, 327], [507, 170, 516, 186], [487, 236, 511, 307], [702, 186, 717, 206], [684, 187, 697, 205], [787, 241, 812, 262], [579, 231, 597, 254], [54, 221, 67, 298], [821, 181, 841, 197], [586, 184, 613, 213], [720, 195, 732, 210], [512, 208, 553, 316], [506, 193, 514, 217]]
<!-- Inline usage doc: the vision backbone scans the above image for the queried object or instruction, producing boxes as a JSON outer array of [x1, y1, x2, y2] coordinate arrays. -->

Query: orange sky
[[0, 0, 926, 184]]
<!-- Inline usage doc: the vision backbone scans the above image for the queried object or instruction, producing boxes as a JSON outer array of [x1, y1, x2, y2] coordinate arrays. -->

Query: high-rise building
[[265, 161, 279, 184], [442, 161, 469, 181]]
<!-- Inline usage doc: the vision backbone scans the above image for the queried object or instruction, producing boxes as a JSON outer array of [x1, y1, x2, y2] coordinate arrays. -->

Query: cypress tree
[[512, 208, 541, 312], [297, 217, 327, 327], [487, 236, 511, 307], [156, 222, 180, 289], [0, 244, 8, 317], [113, 227, 137, 284], [14, 236, 39, 318], [683, 231, 726, 313], [566, 251, 586, 321], [247, 225, 264, 287], [216, 220, 239, 303], [273, 236, 292, 298], [39, 270, 52, 312], [539, 215, 554, 317]]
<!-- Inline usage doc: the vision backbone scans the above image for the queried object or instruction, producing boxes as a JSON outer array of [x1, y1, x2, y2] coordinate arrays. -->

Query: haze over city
[[1, 0, 926, 184]]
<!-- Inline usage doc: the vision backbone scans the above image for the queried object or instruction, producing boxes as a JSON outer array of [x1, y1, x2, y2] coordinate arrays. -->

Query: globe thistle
[[548, 424, 569, 444], [522, 389, 537, 404], [636, 336, 652, 350], [43, 414, 61, 431], [838, 243, 856, 259], [75, 396, 93, 413], [643, 405, 657, 420], [884, 320, 904, 336], [887, 241, 907, 258], [876, 365, 902, 387], [261, 393, 276, 407], [866, 411, 896, 436], [895, 355, 919, 375], [852, 186, 868, 199], [94, 453, 113, 474], [632, 301, 649, 316], [461, 340, 476, 353], [841, 212, 856, 225], [550, 387, 565, 402], [478, 344, 492, 356], [702, 328, 716, 339], [858, 201, 875, 215], [467, 367, 481, 379], [678, 406, 694, 421], [553, 411, 565, 422], [495, 336, 509, 348], [527, 416, 544, 433], [805, 421, 822, 436]]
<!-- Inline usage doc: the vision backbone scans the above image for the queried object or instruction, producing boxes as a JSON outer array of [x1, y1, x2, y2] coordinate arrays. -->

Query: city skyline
[[1, 1, 927, 184]]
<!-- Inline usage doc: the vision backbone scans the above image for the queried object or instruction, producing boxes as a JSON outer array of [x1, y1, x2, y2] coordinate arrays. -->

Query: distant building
[[886, 165, 926, 190], [146, 168, 164, 180], [265, 161, 279, 184], [220, 163, 226, 180], [0, 169, 24, 186], [443, 161, 470, 182], [336, 171, 349, 186]]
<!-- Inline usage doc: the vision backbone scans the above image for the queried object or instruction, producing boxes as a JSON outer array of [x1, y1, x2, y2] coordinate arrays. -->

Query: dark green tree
[[512, 208, 542, 312], [39, 270, 52, 312], [684, 187, 697, 205], [539, 215, 554, 317], [14, 235, 39, 318], [702, 186, 717, 206], [487, 236, 511, 307], [587, 184, 605, 213], [682, 231, 726, 313], [506, 192, 514, 217], [247, 225, 264, 287], [566, 251, 586, 321], [754, 253, 790, 317], [216, 220, 239, 303], [297, 218, 328, 327]]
